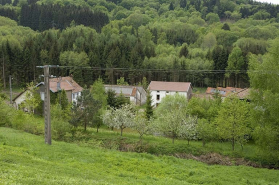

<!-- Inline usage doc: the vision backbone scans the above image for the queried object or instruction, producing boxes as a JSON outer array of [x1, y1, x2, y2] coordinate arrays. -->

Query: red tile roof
[[148, 81, 192, 92], [49, 77, 83, 93], [206, 87, 249, 98]]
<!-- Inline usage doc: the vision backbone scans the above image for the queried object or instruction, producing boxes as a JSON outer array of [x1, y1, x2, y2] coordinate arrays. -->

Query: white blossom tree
[[179, 116, 198, 145], [102, 104, 135, 136], [154, 94, 188, 144]]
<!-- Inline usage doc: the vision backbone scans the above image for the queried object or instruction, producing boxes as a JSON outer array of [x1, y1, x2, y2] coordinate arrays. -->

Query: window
[[166, 91, 169, 93], [157, 91, 160, 93], [157, 94, 160, 101]]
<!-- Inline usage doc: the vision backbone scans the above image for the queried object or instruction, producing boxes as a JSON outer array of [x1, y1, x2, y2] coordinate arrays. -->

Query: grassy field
[[0, 127, 278, 185]]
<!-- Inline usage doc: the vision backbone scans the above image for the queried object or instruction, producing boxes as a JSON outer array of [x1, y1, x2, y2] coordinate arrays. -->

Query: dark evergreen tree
[[180, 0, 187, 8], [145, 90, 153, 120], [107, 89, 117, 108], [179, 45, 189, 58], [222, 23, 230, 31], [169, 2, 174, 11]]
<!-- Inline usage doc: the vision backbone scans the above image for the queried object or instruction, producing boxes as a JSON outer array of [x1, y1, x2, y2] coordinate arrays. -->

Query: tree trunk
[[120, 128, 123, 136], [202, 139, 205, 147], [188, 139, 190, 145]]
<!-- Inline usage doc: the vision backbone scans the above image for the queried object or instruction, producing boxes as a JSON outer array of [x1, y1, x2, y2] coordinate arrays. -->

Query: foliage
[[178, 115, 198, 145], [116, 77, 129, 86], [55, 89, 69, 110], [154, 94, 188, 143], [248, 38, 279, 156], [90, 78, 107, 132], [215, 96, 251, 151], [22, 82, 41, 114], [133, 111, 151, 143], [70, 89, 101, 131], [106, 89, 117, 108], [51, 104, 71, 140], [103, 103, 135, 136], [115, 92, 130, 108], [145, 90, 153, 120]]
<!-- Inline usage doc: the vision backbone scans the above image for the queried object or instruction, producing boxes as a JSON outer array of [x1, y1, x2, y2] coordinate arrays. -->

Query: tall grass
[[0, 127, 278, 185]]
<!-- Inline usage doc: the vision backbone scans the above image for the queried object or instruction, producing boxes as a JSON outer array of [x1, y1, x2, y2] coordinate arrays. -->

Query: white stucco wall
[[13, 91, 28, 109], [150, 90, 187, 107]]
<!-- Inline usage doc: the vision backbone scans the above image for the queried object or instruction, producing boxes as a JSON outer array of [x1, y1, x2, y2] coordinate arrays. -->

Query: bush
[[52, 118, 71, 140]]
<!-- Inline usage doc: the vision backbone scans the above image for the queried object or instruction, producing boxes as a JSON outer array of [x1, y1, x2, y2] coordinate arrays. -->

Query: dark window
[[157, 94, 160, 100]]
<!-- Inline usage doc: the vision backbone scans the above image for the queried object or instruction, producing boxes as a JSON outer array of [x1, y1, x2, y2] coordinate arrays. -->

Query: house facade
[[104, 85, 147, 105], [13, 76, 83, 110], [148, 81, 193, 107], [37, 76, 83, 103], [12, 89, 29, 110]]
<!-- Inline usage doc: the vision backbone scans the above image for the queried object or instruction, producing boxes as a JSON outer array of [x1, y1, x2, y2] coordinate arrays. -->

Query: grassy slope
[[0, 128, 278, 185]]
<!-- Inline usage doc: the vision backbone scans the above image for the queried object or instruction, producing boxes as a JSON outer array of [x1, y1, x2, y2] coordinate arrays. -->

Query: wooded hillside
[[0, 0, 279, 87]]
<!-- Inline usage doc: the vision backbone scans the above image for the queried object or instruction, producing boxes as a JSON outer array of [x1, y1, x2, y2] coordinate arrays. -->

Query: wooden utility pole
[[44, 65, 51, 145], [9, 75, 12, 104], [37, 65, 58, 145]]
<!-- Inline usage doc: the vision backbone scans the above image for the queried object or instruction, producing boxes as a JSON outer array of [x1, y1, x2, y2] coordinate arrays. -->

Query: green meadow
[[0, 127, 278, 185]]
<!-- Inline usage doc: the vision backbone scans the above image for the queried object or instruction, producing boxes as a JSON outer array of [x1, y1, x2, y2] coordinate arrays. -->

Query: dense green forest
[[1, 0, 279, 87]]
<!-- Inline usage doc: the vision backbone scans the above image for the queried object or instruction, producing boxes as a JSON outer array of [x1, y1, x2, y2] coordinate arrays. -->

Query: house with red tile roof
[[13, 77, 83, 110], [206, 87, 250, 100], [148, 81, 192, 107], [36, 76, 83, 103], [104, 85, 147, 105]]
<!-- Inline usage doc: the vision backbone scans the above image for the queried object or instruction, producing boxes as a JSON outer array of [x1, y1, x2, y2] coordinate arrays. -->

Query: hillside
[[1, 0, 279, 88], [0, 127, 278, 185]]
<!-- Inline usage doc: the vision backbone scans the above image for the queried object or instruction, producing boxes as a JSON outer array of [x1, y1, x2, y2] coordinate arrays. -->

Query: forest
[[0, 0, 279, 88], [0, 0, 279, 170]]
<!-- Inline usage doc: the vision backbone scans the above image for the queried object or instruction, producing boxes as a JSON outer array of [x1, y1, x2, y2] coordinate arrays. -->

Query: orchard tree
[[133, 111, 151, 144], [154, 94, 188, 144], [215, 96, 251, 151], [179, 115, 198, 145], [103, 103, 135, 136]]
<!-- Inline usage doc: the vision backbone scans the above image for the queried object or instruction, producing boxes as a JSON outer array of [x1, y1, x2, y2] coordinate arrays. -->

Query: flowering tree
[[133, 111, 151, 143], [179, 116, 198, 145], [154, 94, 188, 144], [103, 104, 135, 136]]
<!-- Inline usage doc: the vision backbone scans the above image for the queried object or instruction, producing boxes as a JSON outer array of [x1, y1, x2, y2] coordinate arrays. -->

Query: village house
[[36, 76, 83, 102], [104, 85, 147, 105], [13, 76, 83, 110], [148, 81, 193, 107], [206, 87, 250, 101]]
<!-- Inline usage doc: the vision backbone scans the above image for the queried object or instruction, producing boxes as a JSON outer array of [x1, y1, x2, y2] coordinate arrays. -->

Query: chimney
[[57, 76, 62, 91]]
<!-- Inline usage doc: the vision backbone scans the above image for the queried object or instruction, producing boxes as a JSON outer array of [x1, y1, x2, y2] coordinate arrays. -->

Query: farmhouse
[[104, 85, 147, 105], [148, 81, 193, 107], [36, 76, 83, 102], [13, 77, 83, 110], [12, 89, 30, 110]]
